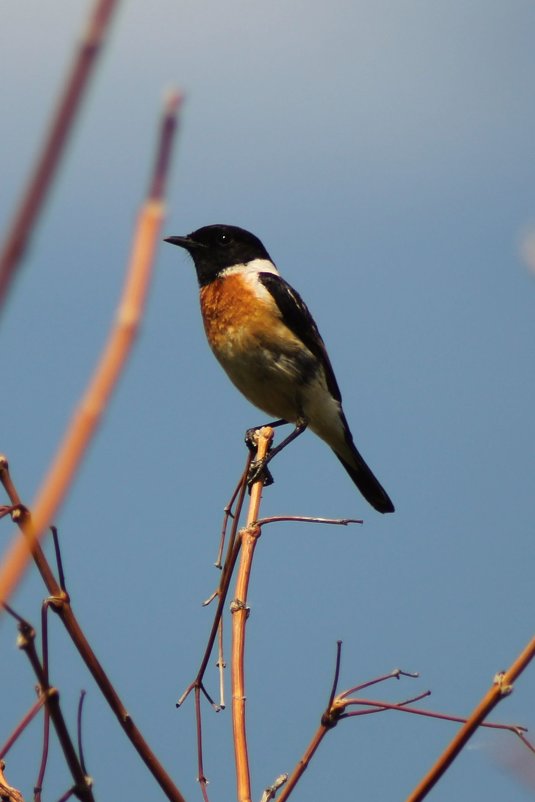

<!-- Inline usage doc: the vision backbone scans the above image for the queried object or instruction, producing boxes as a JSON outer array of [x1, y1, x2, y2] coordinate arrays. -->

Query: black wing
[[259, 272, 342, 402]]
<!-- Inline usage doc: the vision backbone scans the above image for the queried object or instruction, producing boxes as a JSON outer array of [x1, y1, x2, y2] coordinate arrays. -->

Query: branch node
[[261, 773, 289, 802], [230, 598, 250, 618], [242, 523, 262, 540], [16, 622, 36, 650], [321, 699, 344, 730], [493, 671, 513, 696]]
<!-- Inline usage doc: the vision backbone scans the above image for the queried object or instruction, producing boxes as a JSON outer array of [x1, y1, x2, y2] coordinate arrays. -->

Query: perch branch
[[231, 427, 273, 802]]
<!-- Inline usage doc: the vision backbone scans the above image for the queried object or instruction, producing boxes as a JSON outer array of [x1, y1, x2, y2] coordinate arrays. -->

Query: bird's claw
[[245, 427, 261, 453], [247, 458, 274, 488]]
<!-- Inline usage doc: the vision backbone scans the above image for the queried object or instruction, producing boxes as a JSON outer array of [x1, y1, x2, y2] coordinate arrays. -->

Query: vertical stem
[[231, 428, 273, 802]]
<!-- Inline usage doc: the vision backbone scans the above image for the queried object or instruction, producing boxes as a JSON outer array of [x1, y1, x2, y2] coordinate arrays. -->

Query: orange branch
[[0, 91, 182, 611], [231, 427, 273, 802], [0, 0, 121, 312], [406, 633, 535, 801]]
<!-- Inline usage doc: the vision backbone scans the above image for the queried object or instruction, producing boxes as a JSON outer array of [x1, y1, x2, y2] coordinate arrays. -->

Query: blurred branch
[[406, 634, 535, 801], [231, 427, 273, 802], [0, 90, 182, 610], [0, 458, 188, 802], [0, 0, 120, 313], [0, 760, 25, 802]]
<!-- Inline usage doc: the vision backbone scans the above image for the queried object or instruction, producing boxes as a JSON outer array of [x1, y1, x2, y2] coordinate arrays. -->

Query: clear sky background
[[1, 2, 534, 801]]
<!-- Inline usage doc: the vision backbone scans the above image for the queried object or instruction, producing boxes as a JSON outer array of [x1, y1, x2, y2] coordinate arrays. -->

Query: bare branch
[[0, 91, 182, 610], [406, 634, 535, 801], [255, 515, 362, 527], [0, 0, 120, 312]]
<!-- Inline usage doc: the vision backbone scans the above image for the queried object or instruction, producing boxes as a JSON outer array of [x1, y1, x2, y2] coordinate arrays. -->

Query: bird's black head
[[164, 224, 272, 286]]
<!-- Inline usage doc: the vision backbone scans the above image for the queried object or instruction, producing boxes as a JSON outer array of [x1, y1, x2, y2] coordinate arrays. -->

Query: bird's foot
[[245, 426, 261, 453], [247, 458, 274, 488]]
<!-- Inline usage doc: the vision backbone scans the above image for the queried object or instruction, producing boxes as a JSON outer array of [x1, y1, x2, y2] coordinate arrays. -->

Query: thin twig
[[56, 787, 77, 802], [231, 427, 273, 802], [0, 90, 182, 611], [0, 0, 120, 312], [275, 642, 349, 801], [260, 774, 288, 802], [36, 599, 53, 799], [325, 641, 343, 712], [34, 694, 50, 802], [0, 696, 46, 760], [77, 691, 88, 776], [339, 667, 420, 699], [194, 687, 210, 802], [276, 719, 330, 802], [215, 469, 248, 568], [342, 696, 529, 740], [51, 526, 67, 592], [217, 616, 226, 709], [255, 516, 362, 527]]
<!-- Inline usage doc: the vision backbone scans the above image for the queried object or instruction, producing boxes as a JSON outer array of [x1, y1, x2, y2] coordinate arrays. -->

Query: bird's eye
[[217, 232, 231, 245]]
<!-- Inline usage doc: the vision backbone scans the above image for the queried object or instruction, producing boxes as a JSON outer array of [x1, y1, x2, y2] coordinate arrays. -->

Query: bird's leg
[[245, 419, 288, 487], [245, 419, 288, 451], [247, 418, 308, 487]]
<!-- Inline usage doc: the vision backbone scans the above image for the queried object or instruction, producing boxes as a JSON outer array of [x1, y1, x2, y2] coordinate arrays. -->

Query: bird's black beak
[[164, 235, 195, 250]]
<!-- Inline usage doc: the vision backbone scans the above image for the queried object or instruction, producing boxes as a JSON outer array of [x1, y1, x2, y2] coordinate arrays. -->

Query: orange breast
[[198, 273, 311, 421], [200, 273, 280, 356]]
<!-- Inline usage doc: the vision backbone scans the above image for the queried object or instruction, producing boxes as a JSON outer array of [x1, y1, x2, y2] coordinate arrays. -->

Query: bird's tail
[[307, 402, 394, 513], [334, 445, 394, 513]]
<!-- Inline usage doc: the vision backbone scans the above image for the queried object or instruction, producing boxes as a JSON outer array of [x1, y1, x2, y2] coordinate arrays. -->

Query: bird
[[164, 224, 394, 513]]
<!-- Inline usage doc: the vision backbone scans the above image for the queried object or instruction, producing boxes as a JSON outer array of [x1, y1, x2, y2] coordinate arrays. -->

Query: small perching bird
[[165, 224, 394, 513]]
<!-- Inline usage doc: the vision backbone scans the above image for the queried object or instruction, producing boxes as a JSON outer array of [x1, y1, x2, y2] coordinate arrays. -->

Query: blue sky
[[1, 2, 534, 801]]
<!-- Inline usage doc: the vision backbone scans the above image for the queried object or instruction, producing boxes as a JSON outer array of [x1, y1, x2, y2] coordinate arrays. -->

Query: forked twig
[[406, 633, 535, 801], [276, 648, 535, 802], [0, 0, 120, 312], [0, 90, 182, 611]]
